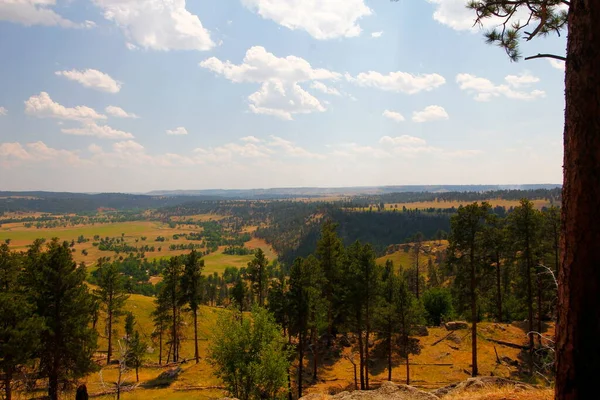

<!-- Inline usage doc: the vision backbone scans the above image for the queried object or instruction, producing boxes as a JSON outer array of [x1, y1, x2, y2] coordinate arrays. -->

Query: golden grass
[[442, 386, 554, 400]]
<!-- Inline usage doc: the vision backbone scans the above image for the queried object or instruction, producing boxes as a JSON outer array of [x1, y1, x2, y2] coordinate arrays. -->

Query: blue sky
[[0, 0, 566, 192]]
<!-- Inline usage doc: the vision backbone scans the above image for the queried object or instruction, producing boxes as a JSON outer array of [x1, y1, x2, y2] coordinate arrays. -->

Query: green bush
[[422, 288, 454, 326]]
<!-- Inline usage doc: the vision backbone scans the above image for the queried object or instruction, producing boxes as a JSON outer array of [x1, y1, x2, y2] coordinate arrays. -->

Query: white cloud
[[61, 122, 134, 139], [426, 0, 477, 31], [105, 106, 139, 119], [504, 72, 540, 88], [371, 31, 383, 38], [0, 141, 81, 166], [382, 109, 405, 122], [0, 106, 7, 116], [24, 92, 106, 121], [0, 0, 84, 28], [310, 81, 341, 96], [346, 70, 446, 94], [200, 46, 340, 84], [548, 59, 566, 71], [92, 0, 215, 51], [268, 136, 323, 159], [166, 127, 188, 135], [456, 73, 545, 101], [55, 69, 122, 93], [332, 143, 390, 159], [380, 135, 428, 147], [412, 105, 449, 123], [240, 136, 261, 143], [242, 0, 372, 40], [201, 46, 340, 119]]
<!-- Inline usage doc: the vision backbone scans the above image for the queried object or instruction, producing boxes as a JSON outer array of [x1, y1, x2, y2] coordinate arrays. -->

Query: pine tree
[[95, 261, 129, 364], [315, 220, 344, 346], [507, 199, 543, 365], [482, 213, 508, 322], [231, 279, 248, 318], [181, 250, 205, 364], [151, 298, 169, 365], [124, 314, 147, 383], [448, 203, 491, 377], [24, 239, 98, 400], [158, 255, 184, 363], [287, 256, 324, 398], [0, 245, 43, 400], [247, 249, 268, 307], [395, 273, 424, 385], [378, 259, 398, 382]]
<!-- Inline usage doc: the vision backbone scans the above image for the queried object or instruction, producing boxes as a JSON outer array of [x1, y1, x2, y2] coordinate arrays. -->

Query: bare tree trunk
[[48, 371, 58, 400], [312, 327, 318, 381], [158, 327, 163, 365], [537, 275, 543, 346], [172, 305, 178, 363], [496, 254, 502, 322], [107, 308, 113, 365], [357, 329, 365, 390], [298, 335, 304, 399], [556, 2, 600, 399], [4, 370, 12, 400], [193, 309, 199, 364], [365, 321, 370, 389], [387, 324, 393, 381], [405, 352, 410, 385], [470, 247, 478, 377]]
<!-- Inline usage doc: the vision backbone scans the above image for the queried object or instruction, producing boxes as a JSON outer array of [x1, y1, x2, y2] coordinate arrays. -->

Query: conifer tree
[[158, 255, 184, 363], [247, 249, 268, 307], [181, 250, 205, 364], [24, 239, 98, 400], [448, 203, 491, 377], [0, 245, 43, 400], [95, 261, 129, 364]]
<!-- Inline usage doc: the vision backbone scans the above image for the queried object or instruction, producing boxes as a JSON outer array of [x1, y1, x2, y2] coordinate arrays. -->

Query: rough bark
[[387, 325, 393, 381], [107, 293, 113, 365], [470, 245, 478, 377], [556, 1, 600, 399], [4, 370, 12, 400], [495, 253, 502, 322], [357, 329, 365, 390], [193, 309, 199, 364], [298, 335, 304, 399], [405, 351, 410, 385]]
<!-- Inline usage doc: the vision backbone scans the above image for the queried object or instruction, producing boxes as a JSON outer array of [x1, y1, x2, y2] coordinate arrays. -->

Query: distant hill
[[147, 184, 561, 198]]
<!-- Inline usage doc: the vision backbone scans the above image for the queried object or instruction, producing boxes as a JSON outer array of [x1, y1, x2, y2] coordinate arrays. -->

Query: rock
[[432, 376, 534, 397], [446, 333, 461, 344], [444, 321, 469, 331], [415, 325, 429, 336], [300, 381, 439, 400]]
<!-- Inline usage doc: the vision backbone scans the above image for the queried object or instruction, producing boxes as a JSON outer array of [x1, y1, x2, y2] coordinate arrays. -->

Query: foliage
[[208, 307, 292, 400], [422, 288, 454, 326]]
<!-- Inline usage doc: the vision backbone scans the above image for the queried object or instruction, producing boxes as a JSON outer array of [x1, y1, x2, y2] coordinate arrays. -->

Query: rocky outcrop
[[299, 381, 439, 400], [444, 321, 468, 330], [431, 376, 533, 397]]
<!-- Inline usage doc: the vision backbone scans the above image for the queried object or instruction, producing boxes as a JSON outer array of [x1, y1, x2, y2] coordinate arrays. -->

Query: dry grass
[[442, 386, 553, 400]]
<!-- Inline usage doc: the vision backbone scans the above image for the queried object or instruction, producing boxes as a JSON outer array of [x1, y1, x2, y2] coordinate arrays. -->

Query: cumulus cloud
[[240, 136, 261, 143], [0, 141, 81, 166], [456, 73, 545, 101], [166, 127, 188, 135], [24, 92, 106, 121], [242, 0, 372, 39], [346, 70, 446, 94], [268, 136, 323, 159], [55, 69, 122, 93], [371, 31, 383, 38], [92, 0, 215, 51], [105, 106, 139, 118], [0, 106, 7, 116], [412, 105, 449, 123], [504, 72, 540, 88], [201, 46, 340, 119], [382, 109, 405, 122], [548, 59, 566, 71], [61, 122, 135, 139], [310, 81, 341, 96], [0, 0, 89, 28]]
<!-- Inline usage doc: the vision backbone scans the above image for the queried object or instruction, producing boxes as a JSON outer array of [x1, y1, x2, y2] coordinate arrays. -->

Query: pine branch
[[524, 53, 567, 61]]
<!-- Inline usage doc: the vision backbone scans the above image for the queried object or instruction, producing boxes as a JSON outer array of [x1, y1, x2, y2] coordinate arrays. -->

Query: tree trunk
[[415, 255, 420, 299], [172, 305, 178, 363], [526, 253, 534, 373], [136, 367, 139, 382], [470, 245, 478, 377], [158, 327, 163, 365], [387, 324, 393, 381], [193, 309, 199, 364], [4, 370, 12, 400], [298, 335, 304, 399], [357, 329, 365, 390], [48, 371, 58, 400], [312, 327, 318, 381], [405, 352, 410, 385], [537, 275, 543, 346], [107, 309, 113, 365], [556, 2, 600, 399], [496, 253, 502, 322], [365, 322, 370, 389]]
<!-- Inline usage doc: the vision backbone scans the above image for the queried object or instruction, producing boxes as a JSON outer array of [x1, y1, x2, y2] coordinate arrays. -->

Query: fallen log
[[486, 338, 529, 350]]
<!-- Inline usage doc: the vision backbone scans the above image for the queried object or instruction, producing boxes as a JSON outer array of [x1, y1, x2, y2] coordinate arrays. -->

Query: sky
[[0, 0, 567, 193]]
